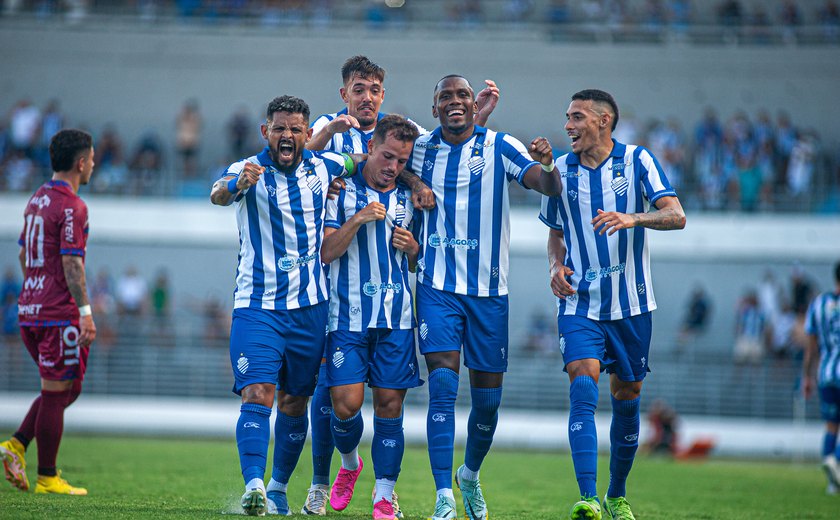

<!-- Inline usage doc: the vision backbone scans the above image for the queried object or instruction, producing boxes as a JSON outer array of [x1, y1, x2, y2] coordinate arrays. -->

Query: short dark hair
[[372, 114, 420, 145], [834, 261, 840, 284], [434, 74, 473, 99], [49, 129, 93, 172], [266, 95, 310, 123], [341, 55, 385, 85], [571, 89, 620, 131]]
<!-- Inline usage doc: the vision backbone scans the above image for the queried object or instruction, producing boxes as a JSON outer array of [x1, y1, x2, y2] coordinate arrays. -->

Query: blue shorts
[[415, 283, 509, 373], [819, 385, 840, 423], [229, 304, 328, 396], [325, 329, 422, 390], [557, 313, 652, 382]]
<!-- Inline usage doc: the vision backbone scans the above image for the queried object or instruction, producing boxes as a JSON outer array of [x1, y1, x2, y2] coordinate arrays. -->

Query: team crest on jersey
[[585, 267, 599, 282], [611, 175, 629, 196], [419, 321, 429, 340], [332, 350, 345, 368], [305, 172, 322, 194], [343, 144, 354, 153], [468, 155, 485, 176], [278, 255, 297, 272]]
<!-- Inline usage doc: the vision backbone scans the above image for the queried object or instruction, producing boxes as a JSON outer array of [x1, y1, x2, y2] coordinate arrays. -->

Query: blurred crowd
[[2, 0, 839, 36], [1, 264, 231, 348], [2, 96, 837, 211]]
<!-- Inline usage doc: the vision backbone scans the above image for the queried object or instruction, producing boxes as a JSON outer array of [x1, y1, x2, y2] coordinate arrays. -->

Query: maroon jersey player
[[0, 129, 96, 495]]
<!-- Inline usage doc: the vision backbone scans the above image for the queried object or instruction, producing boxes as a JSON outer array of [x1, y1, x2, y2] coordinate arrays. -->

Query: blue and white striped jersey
[[325, 169, 417, 331], [225, 147, 349, 311], [408, 126, 538, 297], [805, 291, 840, 386], [540, 140, 676, 321], [311, 109, 427, 154]]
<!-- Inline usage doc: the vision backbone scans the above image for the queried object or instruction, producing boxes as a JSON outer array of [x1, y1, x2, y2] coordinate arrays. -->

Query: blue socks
[[464, 386, 502, 473], [427, 368, 459, 490], [331, 411, 364, 456], [271, 411, 308, 484], [608, 396, 640, 498], [236, 403, 272, 484], [823, 432, 838, 458], [372, 415, 404, 480], [568, 376, 599, 499], [310, 370, 334, 486]]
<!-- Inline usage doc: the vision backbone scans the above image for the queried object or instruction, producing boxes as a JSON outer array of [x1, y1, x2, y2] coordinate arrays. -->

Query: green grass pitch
[[0, 434, 836, 519]]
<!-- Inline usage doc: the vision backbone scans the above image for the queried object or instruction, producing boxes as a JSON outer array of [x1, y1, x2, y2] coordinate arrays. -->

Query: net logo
[[428, 233, 478, 250]]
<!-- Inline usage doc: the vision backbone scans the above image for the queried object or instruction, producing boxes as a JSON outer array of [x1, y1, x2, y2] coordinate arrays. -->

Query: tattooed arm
[[62, 255, 96, 347], [591, 195, 686, 236]]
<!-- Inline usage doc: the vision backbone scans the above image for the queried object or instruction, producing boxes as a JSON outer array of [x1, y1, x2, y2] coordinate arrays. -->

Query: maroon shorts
[[20, 323, 90, 381]]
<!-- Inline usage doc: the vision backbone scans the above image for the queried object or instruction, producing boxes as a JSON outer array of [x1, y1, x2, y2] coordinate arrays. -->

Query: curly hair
[[266, 95, 310, 123], [49, 129, 93, 172]]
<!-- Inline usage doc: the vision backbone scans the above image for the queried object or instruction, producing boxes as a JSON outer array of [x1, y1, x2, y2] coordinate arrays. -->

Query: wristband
[[341, 153, 355, 176], [78, 304, 92, 317], [227, 177, 240, 194], [541, 162, 554, 173]]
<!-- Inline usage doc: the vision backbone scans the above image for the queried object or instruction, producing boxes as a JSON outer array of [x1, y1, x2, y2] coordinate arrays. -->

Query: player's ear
[[306, 127, 313, 142], [260, 123, 268, 140], [432, 104, 438, 119], [339, 87, 349, 103]]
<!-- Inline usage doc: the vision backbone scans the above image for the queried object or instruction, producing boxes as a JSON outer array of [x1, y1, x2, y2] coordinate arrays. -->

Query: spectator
[[1, 267, 20, 342], [36, 99, 64, 169], [791, 263, 816, 316], [175, 99, 202, 178], [733, 289, 767, 365], [150, 268, 170, 319], [717, 0, 743, 26], [227, 105, 252, 162], [93, 124, 128, 193], [115, 266, 148, 317], [8, 99, 40, 156], [736, 151, 763, 212], [90, 267, 117, 347], [129, 131, 164, 195], [2, 148, 36, 191], [676, 284, 711, 356], [787, 130, 817, 201], [643, 399, 679, 456], [505, 0, 534, 25], [818, 1, 840, 40], [522, 309, 558, 357]]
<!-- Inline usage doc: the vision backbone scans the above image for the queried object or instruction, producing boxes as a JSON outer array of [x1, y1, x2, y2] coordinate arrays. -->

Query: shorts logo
[[409, 362, 415, 375], [641, 357, 646, 368], [468, 155, 485, 176], [382, 439, 397, 448], [333, 351, 345, 368], [62, 326, 79, 347], [624, 433, 639, 442], [289, 433, 306, 441], [432, 413, 446, 423], [39, 354, 55, 368], [320, 406, 332, 415], [637, 283, 646, 294], [559, 335, 566, 354], [570, 422, 583, 432], [243, 422, 260, 429], [237, 356, 249, 374], [500, 347, 506, 360], [566, 293, 578, 302], [477, 424, 492, 432], [419, 322, 429, 340]]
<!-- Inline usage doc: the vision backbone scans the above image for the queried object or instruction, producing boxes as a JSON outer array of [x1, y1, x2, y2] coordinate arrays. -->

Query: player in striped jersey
[[319, 115, 421, 520], [210, 96, 359, 516], [303, 56, 497, 516], [540, 89, 685, 520], [803, 262, 840, 494], [408, 75, 562, 520]]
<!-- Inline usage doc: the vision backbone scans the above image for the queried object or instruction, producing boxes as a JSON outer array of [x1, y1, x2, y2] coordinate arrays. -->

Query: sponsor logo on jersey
[[349, 306, 361, 316], [64, 208, 74, 243], [30, 194, 52, 209], [427, 232, 478, 250], [24, 275, 46, 291], [417, 142, 440, 150], [584, 263, 627, 282], [18, 303, 43, 316], [559, 170, 583, 178], [278, 253, 318, 272], [363, 281, 402, 296], [62, 326, 79, 347]]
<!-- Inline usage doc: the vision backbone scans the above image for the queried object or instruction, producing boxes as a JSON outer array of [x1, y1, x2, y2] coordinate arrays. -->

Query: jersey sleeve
[[539, 194, 563, 230], [408, 118, 429, 136], [60, 199, 88, 257], [325, 193, 343, 230], [637, 147, 677, 204], [499, 133, 539, 186], [317, 151, 354, 180], [311, 114, 332, 133]]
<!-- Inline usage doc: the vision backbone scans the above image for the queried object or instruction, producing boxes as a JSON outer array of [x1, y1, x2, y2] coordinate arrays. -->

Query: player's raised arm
[[210, 162, 264, 206], [522, 136, 562, 196], [307, 114, 361, 151], [475, 79, 500, 127]]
